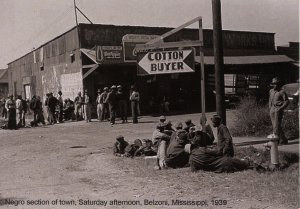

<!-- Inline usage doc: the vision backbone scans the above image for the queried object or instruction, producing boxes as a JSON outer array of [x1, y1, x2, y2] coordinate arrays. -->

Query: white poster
[[60, 72, 83, 101]]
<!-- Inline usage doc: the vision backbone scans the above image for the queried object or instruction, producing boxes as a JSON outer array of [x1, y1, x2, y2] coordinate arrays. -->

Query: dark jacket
[[105, 91, 118, 106], [48, 97, 58, 111], [217, 124, 234, 157], [189, 147, 247, 173], [165, 130, 189, 168]]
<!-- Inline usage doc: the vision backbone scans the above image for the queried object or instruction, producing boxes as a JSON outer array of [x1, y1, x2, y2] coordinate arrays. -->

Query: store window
[[224, 74, 236, 93]]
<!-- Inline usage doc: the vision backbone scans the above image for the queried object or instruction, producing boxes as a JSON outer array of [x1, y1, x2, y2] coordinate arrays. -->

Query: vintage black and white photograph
[[0, 0, 299, 208]]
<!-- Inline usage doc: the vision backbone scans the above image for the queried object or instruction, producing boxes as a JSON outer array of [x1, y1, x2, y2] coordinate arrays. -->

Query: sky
[[0, 0, 299, 69]]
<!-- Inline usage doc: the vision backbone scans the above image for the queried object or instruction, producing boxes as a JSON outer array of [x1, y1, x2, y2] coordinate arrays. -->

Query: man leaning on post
[[269, 77, 289, 145]]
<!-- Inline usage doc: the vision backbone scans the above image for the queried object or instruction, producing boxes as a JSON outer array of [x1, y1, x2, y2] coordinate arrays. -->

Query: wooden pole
[[212, 0, 226, 125], [73, 0, 79, 27], [199, 19, 206, 132]]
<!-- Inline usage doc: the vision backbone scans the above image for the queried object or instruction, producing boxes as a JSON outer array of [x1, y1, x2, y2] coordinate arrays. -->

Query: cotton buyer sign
[[137, 49, 195, 75]]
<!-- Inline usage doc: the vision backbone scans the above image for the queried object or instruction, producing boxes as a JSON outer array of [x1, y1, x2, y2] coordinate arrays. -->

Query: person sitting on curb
[[152, 123, 171, 169], [211, 115, 234, 157], [158, 115, 166, 126], [200, 115, 215, 145], [184, 119, 195, 133], [189, 133, 259, 173], [165, 124, 190, 169], [134, 139, 157, 157], [113, 135, 129, 157], [123, 139, 142, 158]]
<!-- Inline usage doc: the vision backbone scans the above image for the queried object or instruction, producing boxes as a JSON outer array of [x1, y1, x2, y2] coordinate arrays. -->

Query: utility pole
[[73, 0, 79, 27], [73, 0, 80, 49], [212, 0, 226, 125]]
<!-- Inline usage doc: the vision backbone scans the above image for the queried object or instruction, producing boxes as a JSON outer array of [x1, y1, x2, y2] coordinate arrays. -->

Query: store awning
[[195, 55, 294, 65], [81, 48, 294, 66], [80, 48, 98, 64], [0, 69, 8, 83]]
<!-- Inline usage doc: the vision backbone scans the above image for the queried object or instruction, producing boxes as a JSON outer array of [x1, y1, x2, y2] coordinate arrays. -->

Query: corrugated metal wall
[[8, 27, 83, 102]]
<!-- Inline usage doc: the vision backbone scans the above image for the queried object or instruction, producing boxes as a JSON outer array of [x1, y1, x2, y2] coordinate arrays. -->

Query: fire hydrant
[[264, 134, 279, 168]]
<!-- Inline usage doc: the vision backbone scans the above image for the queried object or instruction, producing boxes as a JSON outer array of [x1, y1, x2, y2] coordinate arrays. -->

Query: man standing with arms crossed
[[269, 78, 289, 144], [105, 85, 118, 126]]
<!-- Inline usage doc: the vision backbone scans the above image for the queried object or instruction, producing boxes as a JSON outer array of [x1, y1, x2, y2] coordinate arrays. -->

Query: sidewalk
[[233, 137, 299, 154]]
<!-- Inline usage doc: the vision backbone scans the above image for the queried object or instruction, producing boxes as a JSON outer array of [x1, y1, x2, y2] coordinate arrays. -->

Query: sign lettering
[[137, 49, 195, 75]]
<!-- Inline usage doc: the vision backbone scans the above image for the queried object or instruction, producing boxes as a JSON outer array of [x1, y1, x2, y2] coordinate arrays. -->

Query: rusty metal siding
[[66, 27, 79, 51]]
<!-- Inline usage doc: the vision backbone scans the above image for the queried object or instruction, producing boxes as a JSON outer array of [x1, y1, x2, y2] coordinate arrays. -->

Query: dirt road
[[0, 113, 295, 209]]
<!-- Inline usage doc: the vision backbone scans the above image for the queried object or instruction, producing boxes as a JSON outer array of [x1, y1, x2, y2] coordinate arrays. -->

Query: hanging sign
[[137, 49, 195, 75]]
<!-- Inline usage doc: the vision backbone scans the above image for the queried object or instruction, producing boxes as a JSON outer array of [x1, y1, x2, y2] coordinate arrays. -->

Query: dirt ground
[[0, 112, 298, 209]]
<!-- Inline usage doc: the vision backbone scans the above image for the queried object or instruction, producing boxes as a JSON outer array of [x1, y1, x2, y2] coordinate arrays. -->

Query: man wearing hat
[[99, 87, 109, 121], [56, 91, 64, 123], [151, 123, 171, 169], [158, 115, 166, 125], [184, 119, 195, 133], [83, 90, 92, 122], [116, 85, 128, 123], [47, 93, 58, 124], [165, 123, 189, 169], [211, 115, 234, 157], [113, 135, 129, 157], [96, 89, 102, 121], [269, 77, 289, 144], [105, 85, 118, 125], [129, 85, 140, 124], [74, 91, 83, 121]]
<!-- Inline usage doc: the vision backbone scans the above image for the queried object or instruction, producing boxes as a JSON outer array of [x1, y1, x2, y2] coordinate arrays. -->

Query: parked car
[[282, 82, 299, 112]]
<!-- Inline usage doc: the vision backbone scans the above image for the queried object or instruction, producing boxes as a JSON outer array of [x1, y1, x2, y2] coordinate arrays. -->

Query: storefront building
[[7, 23, 297, 113]]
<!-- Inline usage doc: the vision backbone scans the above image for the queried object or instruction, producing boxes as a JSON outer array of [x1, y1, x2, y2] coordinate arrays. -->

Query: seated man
[[189, 125, 215, 148], [184, 119, 195, 132], [164, 121, 175, 136], [189, 133, 250, 173], [113, 135, 129, 157], [200, 115, 215, 145], [63, 98, 75, 121], [123, 139, 142, 158], [152, 123, 171, 169], [134, 139, 156, 157], [158, 115, 166, 126], [165, 127, 190, 169], [152, 123, 170, 148], [211, 115, 234, 157]]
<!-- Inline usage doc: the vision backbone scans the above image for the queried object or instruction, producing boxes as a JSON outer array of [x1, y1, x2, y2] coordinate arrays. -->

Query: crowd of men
[[113, 114, 258, 173], [0, 84, 141, 130], [113, 77, 291, 173]]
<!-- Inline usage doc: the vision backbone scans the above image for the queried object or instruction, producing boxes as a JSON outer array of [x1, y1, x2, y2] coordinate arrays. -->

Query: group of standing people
[[1, 94, 29, 129], [95, 85, 140, 125], [0, 84, 141, 130]]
